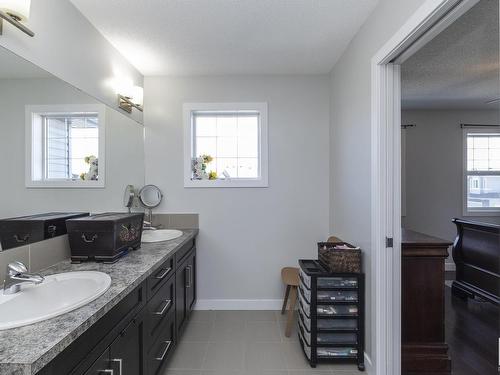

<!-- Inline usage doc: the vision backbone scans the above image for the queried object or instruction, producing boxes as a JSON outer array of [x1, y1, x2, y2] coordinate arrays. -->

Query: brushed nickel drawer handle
[[186, 265, 192, 288], [154, 267, 171, 279], [110, 358, 122, 375], [13, 234, 30, 243], [155, 340, 172, 361], [154, 299, 172, 316], [82, 234, 98, 243]]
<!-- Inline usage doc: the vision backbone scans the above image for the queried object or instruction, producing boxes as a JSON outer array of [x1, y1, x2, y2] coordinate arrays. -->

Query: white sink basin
[[142, 229, 183, 243], [0, 271, 111, 330]]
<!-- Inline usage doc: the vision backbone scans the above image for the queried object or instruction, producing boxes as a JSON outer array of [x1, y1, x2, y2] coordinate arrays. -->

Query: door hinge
[[386, 237, 394, 248]]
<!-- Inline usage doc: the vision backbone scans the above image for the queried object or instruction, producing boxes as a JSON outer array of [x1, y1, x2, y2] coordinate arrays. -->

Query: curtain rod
[[461, 124, 500, 128]]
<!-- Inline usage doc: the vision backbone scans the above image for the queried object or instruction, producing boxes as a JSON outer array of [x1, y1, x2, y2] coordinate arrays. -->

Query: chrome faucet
[[143, 220, 161, 231], [3, 261, 44, 295]]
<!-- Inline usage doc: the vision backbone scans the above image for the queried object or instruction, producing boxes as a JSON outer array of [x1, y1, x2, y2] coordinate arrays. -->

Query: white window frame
[[462, 127, 500, 216], [25, 104, 106, 188], [183, 102, 268, 188]]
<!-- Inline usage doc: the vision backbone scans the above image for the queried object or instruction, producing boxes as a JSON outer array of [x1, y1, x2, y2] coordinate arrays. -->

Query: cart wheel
[[358, 363, 365, 371], [310, 363, 316, 368]]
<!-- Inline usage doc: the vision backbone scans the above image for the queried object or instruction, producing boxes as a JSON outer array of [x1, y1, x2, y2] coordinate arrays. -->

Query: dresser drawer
[[146, 273, 175, 345], [147, 255, 175, 300], [147, 312, 176, 375]]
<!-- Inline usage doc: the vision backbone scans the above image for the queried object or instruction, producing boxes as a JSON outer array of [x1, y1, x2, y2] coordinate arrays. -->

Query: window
[[183, 103, 268, 187], [26, 104, 105, 188], [463, 128, 500, 214]]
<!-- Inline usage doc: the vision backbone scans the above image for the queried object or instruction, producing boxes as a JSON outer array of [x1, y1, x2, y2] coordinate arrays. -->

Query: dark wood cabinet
[[401, 229, 451, 375], [82, 349, 111, 375], [176, 249, 196, 334], [109, 315, 145, 375], [39, 239, 197, 375]]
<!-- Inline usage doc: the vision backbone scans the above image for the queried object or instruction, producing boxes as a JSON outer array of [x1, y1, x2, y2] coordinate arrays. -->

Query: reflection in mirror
[[0, 46, 145, 251]]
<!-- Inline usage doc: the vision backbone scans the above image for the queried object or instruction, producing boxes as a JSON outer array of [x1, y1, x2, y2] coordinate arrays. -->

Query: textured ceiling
[[0, 47, 51, 79], [70, 0, 378, 76], [402, 0, 499, 110]]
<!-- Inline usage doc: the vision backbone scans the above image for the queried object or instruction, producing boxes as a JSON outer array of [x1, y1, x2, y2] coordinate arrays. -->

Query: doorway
[[369, 0, 493, 374]]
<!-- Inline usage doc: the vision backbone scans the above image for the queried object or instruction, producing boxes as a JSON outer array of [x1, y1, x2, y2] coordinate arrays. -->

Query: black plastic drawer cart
[[298, 259, 365, 371]]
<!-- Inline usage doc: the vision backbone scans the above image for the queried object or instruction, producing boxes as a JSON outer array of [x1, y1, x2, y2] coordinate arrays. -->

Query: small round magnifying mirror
[[138, 185, 163, 208], [123, 185, 136, 212], [138, 185, 163, 227]]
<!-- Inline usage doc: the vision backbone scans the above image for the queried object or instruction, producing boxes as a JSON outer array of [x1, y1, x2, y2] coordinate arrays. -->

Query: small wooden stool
[[281, 267, 300, 337]]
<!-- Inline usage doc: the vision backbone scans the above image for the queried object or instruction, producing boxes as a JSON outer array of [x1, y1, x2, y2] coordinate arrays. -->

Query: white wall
[[402, 109, 500, 252], [328, 0, 428, 362], [144, 75, 330, 308], [0, 0, 143, 123], [0, 78, 145, 218]]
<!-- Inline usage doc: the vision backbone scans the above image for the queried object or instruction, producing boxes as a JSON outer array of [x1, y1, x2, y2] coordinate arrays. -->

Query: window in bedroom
[[183, 102, 268, 188], [463, 128, 500, 214]]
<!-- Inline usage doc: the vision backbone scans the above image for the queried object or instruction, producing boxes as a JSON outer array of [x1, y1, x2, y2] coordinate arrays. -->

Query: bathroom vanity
[[0, 230, 197, 375]]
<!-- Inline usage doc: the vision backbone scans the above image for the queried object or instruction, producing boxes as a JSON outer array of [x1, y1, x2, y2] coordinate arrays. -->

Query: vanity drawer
[[147, 312, 176, 375], [147, 273, 175, 344], [147, 255, 175, 299], [175, 239, 195, 266]]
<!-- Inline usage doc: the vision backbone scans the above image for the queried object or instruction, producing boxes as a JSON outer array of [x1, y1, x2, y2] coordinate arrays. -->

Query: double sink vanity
[[0, 229, 198, 375]]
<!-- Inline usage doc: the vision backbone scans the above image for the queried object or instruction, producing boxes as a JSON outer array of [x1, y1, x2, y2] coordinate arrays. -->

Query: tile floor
[[163, 310, 361, 375]]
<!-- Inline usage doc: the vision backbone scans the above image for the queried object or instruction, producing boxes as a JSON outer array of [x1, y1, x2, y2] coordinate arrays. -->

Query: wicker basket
[[318, 242, 362, 273]]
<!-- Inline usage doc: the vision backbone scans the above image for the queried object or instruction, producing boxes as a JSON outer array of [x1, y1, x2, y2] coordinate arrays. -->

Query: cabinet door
[[82, 349, 111, 375], [186, 249, 196, 313], [175, 260, 188, 334], [109, 315, 145, 375]]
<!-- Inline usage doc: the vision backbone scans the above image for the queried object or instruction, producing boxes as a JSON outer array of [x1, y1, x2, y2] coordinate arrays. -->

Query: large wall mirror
[[0, 46, 145, 250]]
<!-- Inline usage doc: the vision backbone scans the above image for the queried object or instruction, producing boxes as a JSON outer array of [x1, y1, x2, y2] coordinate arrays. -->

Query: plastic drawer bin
[[317, 305, 358, 317], [317, 277, 358, 288], [302, 287, 358, 303], [299, 319, 357, 345], [300, 311, 357, 332], [317, 347, 358, 358], [300, 269, 311, 289]]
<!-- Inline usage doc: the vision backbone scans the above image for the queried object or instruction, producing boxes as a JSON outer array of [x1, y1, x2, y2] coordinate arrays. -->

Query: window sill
[[26, 180, 105, 189], [463, 210, 500, 217], [184, 178, 268, 188]]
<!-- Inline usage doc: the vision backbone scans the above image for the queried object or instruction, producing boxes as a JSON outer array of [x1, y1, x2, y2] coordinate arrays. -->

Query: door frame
[[370, 0, 479, 374]]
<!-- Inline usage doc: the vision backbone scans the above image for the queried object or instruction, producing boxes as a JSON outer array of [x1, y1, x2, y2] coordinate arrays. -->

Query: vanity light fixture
[[0, 0, 34, 37], [117, 82, 144, 114]]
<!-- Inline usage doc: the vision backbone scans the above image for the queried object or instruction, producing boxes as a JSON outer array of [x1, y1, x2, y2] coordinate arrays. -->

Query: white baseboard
[[364, 352, 374, 374], [194, 299, 283, 310], [445, 263, 456, 272]]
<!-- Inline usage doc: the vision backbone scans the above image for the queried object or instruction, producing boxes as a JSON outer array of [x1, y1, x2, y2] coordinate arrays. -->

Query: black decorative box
[[66, 212, 144, 263], [0, 212, 89, 250]]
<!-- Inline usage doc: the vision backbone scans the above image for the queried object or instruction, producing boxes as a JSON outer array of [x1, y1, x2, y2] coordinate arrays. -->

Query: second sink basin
[[0, 271, 111, 330], [142, 229, 183, 243]]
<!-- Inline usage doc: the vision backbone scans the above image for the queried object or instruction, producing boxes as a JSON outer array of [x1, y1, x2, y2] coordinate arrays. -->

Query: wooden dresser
[[401, 229, 452, 375]]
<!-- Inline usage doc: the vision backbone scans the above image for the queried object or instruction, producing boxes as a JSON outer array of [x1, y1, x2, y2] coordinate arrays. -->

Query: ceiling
[[70, 0, 378, 76], [0, 47, 51, 79], [402, 0, 499, 110]]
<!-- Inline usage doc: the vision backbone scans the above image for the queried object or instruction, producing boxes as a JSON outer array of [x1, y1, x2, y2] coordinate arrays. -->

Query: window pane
[[467, 133, 500, 171], [467, 175, 500, 209], [195, 116, 216, 136], [46, 118, 69, 179], [217, 137, 237, 157], [195, 136, 216, 157], [217, 157, 238, 177], [217, 116, 237, 136], [238, 158, 259, 178], [238, 116, 258, 137], [238, 135, 258, 157]]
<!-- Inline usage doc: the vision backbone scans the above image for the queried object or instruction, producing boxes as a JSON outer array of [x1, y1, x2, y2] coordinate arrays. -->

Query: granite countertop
[[0, 229, 198, 375]]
